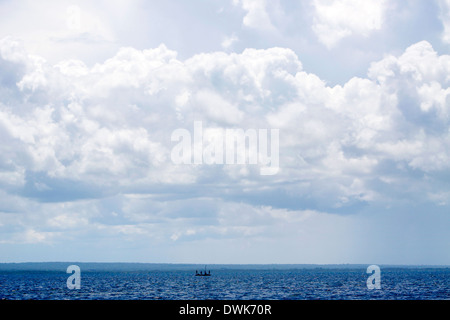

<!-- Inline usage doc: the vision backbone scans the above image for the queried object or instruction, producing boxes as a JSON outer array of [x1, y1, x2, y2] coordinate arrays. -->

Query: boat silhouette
[[195, 266, 211, 276]]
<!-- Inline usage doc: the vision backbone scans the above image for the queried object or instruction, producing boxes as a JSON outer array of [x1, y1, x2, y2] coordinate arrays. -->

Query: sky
[[0, 0, 449, 265]]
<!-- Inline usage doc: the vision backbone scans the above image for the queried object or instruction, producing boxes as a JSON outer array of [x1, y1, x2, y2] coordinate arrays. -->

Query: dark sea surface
[[0, 264, 449, 300]]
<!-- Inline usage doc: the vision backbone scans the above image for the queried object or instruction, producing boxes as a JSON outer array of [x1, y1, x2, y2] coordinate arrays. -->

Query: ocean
[[0, 264, 448, 300]]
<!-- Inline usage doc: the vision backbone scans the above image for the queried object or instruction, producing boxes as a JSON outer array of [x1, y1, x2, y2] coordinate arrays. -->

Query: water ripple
[[0, 268, 449, 300]]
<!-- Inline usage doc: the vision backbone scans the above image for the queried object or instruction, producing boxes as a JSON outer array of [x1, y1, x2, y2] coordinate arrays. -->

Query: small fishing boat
[[195, 266, 211, 276]]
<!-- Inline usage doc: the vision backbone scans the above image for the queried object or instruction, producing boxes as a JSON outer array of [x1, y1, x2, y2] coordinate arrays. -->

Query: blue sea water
[[0, 266, 449, 300]]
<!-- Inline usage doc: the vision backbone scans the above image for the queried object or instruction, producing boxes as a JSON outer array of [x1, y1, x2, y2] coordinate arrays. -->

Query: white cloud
[[193, 90, 244, 125], [2, 36, 450, 204], [233, 0, 275, 31], [56, 4, 115, 44], [0, 0, 449, 265], [439, 0, 450, 44], [1, 27, 450, 262], [312, 0, 387, 48], [22, 229, 49, 243], [221, 34, 239, 49]]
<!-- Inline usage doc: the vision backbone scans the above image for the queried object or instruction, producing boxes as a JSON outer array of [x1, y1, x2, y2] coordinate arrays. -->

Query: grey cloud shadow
[[20, 170, 110, 203]]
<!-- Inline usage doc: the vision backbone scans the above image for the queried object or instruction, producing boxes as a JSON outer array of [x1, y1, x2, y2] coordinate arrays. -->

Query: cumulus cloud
[[232, 0, 276, 31], [439, 0, 450, 44], [2, 37, 449, 203], [221, 34, 239, 49], [1, 29, 450, 262], [312, 0, 387, 48], [59, 4, 115, 43]]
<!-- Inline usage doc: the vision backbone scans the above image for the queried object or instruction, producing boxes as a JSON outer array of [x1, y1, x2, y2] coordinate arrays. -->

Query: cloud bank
[[0, 1, 449, 264], [312, 0, 388, 48]]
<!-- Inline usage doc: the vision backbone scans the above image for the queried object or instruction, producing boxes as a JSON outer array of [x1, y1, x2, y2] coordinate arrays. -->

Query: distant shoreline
[[0, 262, 448, 272]]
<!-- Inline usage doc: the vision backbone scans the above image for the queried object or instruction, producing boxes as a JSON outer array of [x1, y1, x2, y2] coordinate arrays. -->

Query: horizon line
[[1, 261, 449, 267]]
